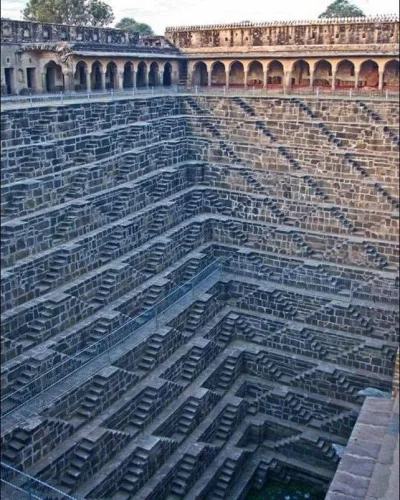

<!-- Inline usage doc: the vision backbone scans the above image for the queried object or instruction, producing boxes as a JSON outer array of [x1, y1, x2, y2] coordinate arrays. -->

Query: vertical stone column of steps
[[60, 438, 96, 490], [117, 448, 150, 496]]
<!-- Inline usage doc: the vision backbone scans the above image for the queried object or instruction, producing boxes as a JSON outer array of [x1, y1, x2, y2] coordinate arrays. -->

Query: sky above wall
[[1, 0, 399, 35]]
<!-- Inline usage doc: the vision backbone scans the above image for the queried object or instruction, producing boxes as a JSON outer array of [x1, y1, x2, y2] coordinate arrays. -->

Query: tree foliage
[[319, 0, 366, 18], [22, 0, 114, 26], [115, 17, 154, 35]]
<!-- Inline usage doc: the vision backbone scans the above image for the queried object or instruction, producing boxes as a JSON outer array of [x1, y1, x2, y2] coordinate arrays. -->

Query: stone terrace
[[1, 94, 399, 499]]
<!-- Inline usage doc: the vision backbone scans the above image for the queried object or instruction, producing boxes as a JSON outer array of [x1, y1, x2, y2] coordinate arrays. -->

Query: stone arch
[[74, 61, 88, 90], [91, 61, 103, 90], [267, 60, 284, 86], [123, 62, 134, 89], [359, 59, 379, 88], [136, 61, 147, 87], [106, 61, 117, 89], [292, 60, 310, 87], [210, 61, 226, 87], [44, 60, 64, 92], [229, 61, 245, 87], [247, 60, 263, 87], [335, 59, 355, 88], [163, 62, 172, 86], [313, 59, 332, 87], [149, 62, 160, 87], [192, 61, 208, 86], [383, 59, 400, 89]]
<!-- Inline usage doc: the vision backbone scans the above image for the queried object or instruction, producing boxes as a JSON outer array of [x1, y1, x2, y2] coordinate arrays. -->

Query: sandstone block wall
[[1, 94, 398, 499]]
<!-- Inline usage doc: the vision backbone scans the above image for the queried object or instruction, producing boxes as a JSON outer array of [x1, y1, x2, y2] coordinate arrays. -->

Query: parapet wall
[[1, 18, 140, 46], [165, 15, 399, 51]]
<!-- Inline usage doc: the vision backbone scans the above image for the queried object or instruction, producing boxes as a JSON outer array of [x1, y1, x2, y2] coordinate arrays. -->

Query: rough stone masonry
[[0, 93, 399, 499]]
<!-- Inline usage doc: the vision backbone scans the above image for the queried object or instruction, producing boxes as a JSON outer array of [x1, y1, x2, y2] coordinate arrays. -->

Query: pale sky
[[1, 0, 399, 35]]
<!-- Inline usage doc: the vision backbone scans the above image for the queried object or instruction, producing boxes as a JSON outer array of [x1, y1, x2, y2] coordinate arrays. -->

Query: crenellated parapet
[[165, 15, 399, 50]]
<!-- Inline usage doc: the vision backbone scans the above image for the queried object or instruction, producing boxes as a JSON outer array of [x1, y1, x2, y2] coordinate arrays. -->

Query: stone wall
[[1, 94, 398, 499]]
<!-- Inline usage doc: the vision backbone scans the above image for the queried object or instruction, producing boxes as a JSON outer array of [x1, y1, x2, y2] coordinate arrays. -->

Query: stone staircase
[[52, 207, 80, 242], [60, 438, 95, 489], [74, 376, 109, 420], [119, 448, 149, 495], [144, 243, 166, 274], [185, 302, 206, 334], [38, 250, 69, 292], [170, 454, 197, 496], [99, 227, 125, 264], [124, 387, 158, 433], [176, 398, 201, 435], [137, 333, 165, 371], [181, 346, 204, 382], [91, 269, 120, 306]]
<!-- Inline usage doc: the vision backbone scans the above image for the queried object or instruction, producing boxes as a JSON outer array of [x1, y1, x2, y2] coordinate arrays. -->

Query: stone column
[[354, 70, 359, 89], [378, 70, 384, 91], [244, 71, 248, 89], [132, 70, 137, 89], [208, 71, 212, 87], [284, 71, 292, 90], [331, 72, 336, 91], [100, 70, 106, 90], [159, 70, 164, 87], [309, 70, 314, 89], [63, 71, 74, 92], [41, 72, 47, 92], [263, 70, 268, 89], [85, 69, 91, 91], [118, 71, 124, 90]]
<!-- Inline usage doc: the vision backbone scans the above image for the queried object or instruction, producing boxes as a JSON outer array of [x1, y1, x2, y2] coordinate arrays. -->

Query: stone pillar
[[309, 70, 314, 89], [284, 71, 292, 90], [354, 70, 359, 89], [159, 70, 164, 87], [144, 70, 149, 88], [208, 71, 212, 87], [132, 70, 137, 89], [263, 70, 268, 89], [85, 69, 91, 91], [41, 72, 47, 92], [118, 71, 124, 90], [378, 70, 384, 91], [100, 71, 106, 91], [244, 71, 248, 89], [63, 71, 74, 92], [331, 72, 336, 91]]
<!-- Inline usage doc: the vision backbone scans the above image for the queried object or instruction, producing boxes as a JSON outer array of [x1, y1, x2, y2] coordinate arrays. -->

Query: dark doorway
[[4, 68, 14, 94], [26, 68, 35, 89]]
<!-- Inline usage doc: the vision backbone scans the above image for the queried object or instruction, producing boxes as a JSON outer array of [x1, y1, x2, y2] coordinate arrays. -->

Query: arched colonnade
[[42, 59, 178, 92], [190, 58, 399, 90]]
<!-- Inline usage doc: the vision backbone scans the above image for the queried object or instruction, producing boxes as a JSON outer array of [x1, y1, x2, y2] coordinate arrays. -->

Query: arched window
[[229, 61, 245, 87], [210, 61, 226, 87], [267, 60, 284, 86], [192, 62, 208, 86], [292, 60, 310, 87], [247, 61, 263, 88], [314, 60, 332, 87], [163, 62, 172, 86], [335, 60, 355, 88], [359, 60, 379, 88]]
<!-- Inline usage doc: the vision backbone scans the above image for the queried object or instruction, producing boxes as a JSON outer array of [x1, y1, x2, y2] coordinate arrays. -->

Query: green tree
[[319, 0, 366, 18], [22, 0, 114, 26], [115, 17, 154, 35]]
